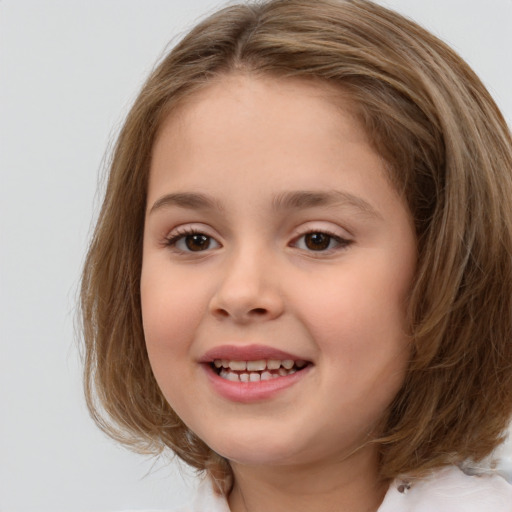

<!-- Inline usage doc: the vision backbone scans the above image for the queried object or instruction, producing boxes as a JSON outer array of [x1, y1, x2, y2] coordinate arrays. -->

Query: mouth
[[211, 358, 310, 382], [200, 345, 313, 402]]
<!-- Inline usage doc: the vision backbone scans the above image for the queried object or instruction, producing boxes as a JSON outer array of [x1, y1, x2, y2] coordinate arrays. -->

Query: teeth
[[226, 371, 240, 382], [247, 360, 266, 371], [220, 369, 238, 381], [213, 358, 308, 371], [218, 367, 300, 382], [249, 372, 261, 382], [228, 360, 247, 371], [212, 357, 309, 382], [267, 359, 281, 370]]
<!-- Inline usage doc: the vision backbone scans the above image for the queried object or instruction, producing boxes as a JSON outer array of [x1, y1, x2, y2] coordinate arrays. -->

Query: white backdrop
[[1, 1, 511, 511]]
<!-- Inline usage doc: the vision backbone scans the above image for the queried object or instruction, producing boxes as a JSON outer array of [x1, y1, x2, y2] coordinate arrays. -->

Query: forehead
[[166, 73, 352, 124], [150, 74, 377, 186], [145, 73, 411, 230]]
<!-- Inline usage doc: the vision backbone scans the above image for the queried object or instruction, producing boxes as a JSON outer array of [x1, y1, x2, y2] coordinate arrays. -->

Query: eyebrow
[[149, 192, 224, 214], [149, 190, 381, 219], [271, 190, 381, 219]]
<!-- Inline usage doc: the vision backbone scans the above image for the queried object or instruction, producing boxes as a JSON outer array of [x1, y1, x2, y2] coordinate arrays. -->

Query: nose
[[209, 248, 285, 323]]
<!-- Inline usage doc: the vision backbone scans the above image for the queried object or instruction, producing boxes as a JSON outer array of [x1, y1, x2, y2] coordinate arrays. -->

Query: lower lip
[[202, 364, 312, 403]]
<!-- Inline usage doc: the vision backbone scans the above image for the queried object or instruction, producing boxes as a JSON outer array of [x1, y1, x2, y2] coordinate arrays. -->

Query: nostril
[[250, 308, 267, 316], [215, 308, 230, 318]]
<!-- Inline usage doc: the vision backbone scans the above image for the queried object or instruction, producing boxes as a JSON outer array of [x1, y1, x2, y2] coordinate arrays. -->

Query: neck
[[228, 446, 389, 512]]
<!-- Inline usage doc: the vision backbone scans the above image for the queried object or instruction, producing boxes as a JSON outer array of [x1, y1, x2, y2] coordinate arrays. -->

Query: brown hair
[[81, 0, 512, 492]]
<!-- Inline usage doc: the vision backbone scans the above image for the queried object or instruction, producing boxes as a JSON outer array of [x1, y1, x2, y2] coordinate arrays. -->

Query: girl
[[80, 0, 512, 510]]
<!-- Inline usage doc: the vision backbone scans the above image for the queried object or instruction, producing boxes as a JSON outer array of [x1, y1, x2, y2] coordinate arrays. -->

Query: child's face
[[141, 75, 416, 469]]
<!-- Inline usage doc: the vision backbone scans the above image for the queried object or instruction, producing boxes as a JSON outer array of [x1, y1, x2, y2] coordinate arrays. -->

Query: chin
[[207, 432, 307, 467]]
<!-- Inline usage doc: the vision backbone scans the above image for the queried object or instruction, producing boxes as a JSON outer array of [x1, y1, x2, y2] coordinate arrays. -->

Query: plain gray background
[[1, 1, 511, 510]]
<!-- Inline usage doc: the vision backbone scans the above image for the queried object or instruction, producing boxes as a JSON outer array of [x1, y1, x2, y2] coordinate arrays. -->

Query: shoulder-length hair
[[81, 0, 512, 493]]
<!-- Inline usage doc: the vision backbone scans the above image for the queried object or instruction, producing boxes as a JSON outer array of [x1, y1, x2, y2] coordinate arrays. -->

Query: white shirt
[[174, 466, 512, 512]]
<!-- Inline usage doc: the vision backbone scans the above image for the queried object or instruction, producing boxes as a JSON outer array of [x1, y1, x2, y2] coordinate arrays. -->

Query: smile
[[212, 359, 308, 382], [200, 345, 313, 402]]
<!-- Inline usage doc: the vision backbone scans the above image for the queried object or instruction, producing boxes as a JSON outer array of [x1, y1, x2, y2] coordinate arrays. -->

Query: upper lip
[[199, 344, 310, 363]]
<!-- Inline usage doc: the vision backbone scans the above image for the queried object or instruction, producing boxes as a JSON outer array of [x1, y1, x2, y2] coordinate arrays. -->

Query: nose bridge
[[210, 240, 283, 322]]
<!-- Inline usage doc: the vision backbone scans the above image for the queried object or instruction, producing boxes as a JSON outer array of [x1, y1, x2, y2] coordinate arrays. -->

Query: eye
[[165, 229, 221, 252], [293, 231, 351, 252]]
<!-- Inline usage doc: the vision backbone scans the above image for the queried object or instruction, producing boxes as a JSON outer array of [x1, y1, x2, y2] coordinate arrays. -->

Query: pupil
[[305, 233, 330, 250], [186, 234, 210, 251]]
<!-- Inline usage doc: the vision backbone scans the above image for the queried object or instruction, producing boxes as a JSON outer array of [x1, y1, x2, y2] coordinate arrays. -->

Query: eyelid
[[162, 223, 222, 252], [160, 221, 352, 254], [290, 222, 353, 241], [289, 222, 353, 252]]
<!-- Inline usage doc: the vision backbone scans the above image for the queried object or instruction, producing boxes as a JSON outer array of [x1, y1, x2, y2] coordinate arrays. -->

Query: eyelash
[[164, 227, 352, 254], [164, 227, 220, 253], [291, 230, 352, 253]]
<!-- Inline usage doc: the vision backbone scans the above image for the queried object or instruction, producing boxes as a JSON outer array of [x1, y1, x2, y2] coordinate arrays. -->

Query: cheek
[[142, 282, 190, 345], [140, 263, 208, 377], [140, 272, 204, 419], [291, 256, 412, 368]]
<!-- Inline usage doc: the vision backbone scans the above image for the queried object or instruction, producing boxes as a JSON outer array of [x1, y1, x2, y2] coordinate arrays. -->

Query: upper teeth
[[213, 359, 306, 371]]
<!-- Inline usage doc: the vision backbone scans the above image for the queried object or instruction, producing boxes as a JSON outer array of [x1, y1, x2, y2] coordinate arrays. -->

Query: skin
[[141, 75, 417, 512]]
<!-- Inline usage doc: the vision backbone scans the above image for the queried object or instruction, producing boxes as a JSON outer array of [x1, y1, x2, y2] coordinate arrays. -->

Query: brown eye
[[293, 231, 351, 252], [304, 232, 332, 251], [166, 230, 221, 252], [185, 234, 211, 251]]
